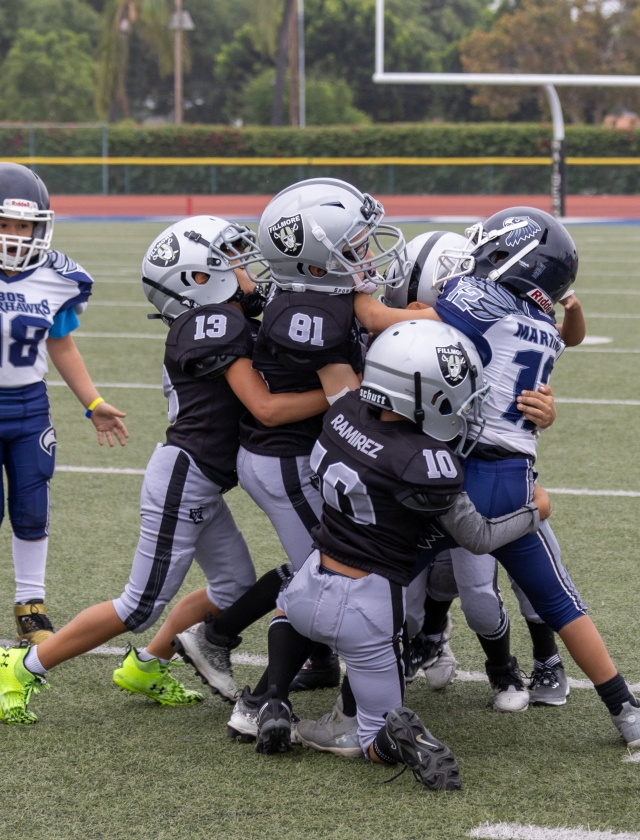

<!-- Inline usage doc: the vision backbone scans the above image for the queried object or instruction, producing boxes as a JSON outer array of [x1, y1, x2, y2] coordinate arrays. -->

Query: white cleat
[[296, 695, 362, 758], [424, 641, 458, 691], [172, 622, 238, 703], [486, 656, 529, 713], [611, 700, 640, 749]]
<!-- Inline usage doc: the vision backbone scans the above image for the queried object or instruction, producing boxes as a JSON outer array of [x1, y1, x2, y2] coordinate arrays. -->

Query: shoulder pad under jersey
[[262, 289, 354, 353], [169, 304, 252, 377], [400, 444, 464, 490]]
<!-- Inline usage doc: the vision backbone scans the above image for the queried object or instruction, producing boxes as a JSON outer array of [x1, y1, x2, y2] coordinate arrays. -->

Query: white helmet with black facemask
[[360, 320, 490, 457], [141, 216, 266, 322]]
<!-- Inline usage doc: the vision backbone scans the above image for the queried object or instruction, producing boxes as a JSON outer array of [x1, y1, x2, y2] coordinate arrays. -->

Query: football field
[[1, 221, 639, 840]]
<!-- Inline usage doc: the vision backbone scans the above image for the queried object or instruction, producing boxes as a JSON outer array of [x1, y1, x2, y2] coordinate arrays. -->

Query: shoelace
[[529, 665, 559, 690], [378, 764, 408, 785]]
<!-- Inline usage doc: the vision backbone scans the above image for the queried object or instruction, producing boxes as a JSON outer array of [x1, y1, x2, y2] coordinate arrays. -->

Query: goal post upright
[[373, 0, 640, 217]]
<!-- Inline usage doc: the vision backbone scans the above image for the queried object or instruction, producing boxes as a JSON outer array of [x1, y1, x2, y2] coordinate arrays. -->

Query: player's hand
[[532, 483, 551, 519], [90, 402, 129, 447], [517, 384, 556, 429], [558, 293, 581, 312], [406, 301, 429, 311]]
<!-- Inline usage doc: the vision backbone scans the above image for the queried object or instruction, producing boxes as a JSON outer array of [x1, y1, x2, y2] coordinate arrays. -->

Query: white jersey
[[0, 251, 93, 388], [435, 277, 564, 457]]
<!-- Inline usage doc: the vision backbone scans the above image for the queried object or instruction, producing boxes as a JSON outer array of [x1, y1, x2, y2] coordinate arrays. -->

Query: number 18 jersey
[[435, 277, 564, 457]]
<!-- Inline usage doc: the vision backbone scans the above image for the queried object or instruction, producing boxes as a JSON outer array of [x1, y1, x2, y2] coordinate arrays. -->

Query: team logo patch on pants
[[189, 506, 204, 524], [39, 426, 56, 455]]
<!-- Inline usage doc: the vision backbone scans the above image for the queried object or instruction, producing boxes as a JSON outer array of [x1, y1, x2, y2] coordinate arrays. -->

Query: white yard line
[[575, 289, 640, 294], [89, 301, 150, 307], [566, 348, 640, 354], [56, 466, 146, 475], [582, 313, 640, 319], [73, 331, 165, 340], [546, 488, 640, 497], [470, 824, 640, 840], [555, 398, 640, 405]]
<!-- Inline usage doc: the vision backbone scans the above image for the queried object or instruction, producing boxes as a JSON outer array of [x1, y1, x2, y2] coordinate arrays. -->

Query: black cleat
[[255, 689, 292, 754], [289, 653, 341, 692], [384, 707, 461, 791]]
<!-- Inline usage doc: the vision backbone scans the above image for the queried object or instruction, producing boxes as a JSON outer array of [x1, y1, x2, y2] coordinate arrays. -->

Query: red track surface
[[50, 193, 640, 219]]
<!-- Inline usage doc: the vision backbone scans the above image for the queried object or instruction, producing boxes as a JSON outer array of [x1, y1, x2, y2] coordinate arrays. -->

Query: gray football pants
[[406, 549, 542, 640], [237, 447, 323, 571], [280, 550, 405, 752], [113, 444, 256, 633]]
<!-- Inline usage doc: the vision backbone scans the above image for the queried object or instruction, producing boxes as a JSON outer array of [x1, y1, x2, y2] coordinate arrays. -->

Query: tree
[[0, 29, 97, 121], [96, 0, 174, 120], [459, 0, 639, 124]]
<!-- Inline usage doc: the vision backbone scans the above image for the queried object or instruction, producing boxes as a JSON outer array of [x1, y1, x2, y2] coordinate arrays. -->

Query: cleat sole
[[228, 725, 256, 743], [255, 719, 291, 754]]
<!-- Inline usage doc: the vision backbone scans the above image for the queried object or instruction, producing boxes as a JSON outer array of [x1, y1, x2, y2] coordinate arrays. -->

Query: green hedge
[[2, 123, 640, 194]]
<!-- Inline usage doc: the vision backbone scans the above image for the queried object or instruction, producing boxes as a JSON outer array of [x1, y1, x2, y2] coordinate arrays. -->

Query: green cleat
[[0, 646, 47, 725], [113, 646, 204, 706]]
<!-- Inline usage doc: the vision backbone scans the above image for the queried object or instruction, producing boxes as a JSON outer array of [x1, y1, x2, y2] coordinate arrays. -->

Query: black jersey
[[163, 304, 258, 489], [310, 391, 464, 586], [239, 288, 365, 457]]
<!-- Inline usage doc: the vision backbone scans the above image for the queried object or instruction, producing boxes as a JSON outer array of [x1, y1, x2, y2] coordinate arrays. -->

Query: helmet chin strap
[[487, 239, 539, 282], [413, 371, 425, 431], [142, 276, 197, 309]]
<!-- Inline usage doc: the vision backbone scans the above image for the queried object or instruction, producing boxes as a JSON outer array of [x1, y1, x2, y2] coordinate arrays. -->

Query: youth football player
[[0, 216, 329, 724], [0, 163, 127, 646]]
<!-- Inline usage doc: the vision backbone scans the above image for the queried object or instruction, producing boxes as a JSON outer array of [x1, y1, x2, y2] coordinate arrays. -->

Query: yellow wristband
[[85, 397, 105, 418]]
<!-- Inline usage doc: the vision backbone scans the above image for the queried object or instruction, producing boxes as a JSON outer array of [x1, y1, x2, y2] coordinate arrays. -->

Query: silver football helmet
[[384, 230, 471, 308], [141, 216, 264, 321], [258, 178, 408, 293], [0, 163, 54, 271], [360, 320, 489, 456]]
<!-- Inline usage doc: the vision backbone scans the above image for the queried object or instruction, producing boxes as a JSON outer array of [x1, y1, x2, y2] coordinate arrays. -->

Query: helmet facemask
[[0, 200, 54, 271]]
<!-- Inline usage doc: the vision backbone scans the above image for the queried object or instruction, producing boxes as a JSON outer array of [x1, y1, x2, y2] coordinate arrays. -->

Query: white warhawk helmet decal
[[503, 217, 542, 248]]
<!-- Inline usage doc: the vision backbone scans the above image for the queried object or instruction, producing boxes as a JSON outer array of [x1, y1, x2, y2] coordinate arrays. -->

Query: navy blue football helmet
[[457, 207, 578, 313]]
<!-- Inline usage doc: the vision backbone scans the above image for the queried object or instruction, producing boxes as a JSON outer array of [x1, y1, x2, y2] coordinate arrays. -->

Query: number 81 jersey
[[435, 276, 565, 457], [0, 252, 92, 387]]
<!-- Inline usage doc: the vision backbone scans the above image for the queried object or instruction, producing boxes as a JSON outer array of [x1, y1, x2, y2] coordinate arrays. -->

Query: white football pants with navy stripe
[[236, 447, 323, 571], [113, 444, 256, 633], [280, 550, 405, 753]]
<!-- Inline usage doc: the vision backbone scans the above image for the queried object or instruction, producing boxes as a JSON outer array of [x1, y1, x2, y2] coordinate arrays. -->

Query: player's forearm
[[354, 294, 441, 335], [258, 389, 329, 426], [317, 364, 361, 400], [558, 301, 586, 346], [438, 492, 540, 554], [46, 335, 100, 409]]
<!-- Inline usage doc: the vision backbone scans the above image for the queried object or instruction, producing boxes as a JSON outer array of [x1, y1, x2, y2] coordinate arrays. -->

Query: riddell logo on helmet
[[4, 198, 38, 209], [527, 288, 553, 313]]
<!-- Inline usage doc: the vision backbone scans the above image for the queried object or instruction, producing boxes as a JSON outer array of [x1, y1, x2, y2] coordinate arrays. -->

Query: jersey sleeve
[[394, 445, 464, 512], [262, 297, 356, 371], [169, 306, 253, 378], [45, 250, 94, 313], [48, 308, 80, 339]]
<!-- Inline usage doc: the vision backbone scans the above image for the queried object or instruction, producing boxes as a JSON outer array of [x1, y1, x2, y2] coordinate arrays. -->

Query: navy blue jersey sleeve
[[169, 305, 254, 377]]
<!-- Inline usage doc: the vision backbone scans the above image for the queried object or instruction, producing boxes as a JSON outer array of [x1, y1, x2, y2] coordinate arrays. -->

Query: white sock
[[24, 646, 48, 676], [13, 535, 48, 603], [137, 648, 169, 665]]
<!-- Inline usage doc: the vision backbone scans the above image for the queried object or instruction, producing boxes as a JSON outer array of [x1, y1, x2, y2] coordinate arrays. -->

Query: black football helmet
[[459, 207, 578, 314], [0, 162, 54, 270]]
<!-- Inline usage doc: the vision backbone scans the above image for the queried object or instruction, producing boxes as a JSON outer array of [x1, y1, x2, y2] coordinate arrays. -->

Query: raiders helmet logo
[[268, 214, 304, 257], [436, 345, 469, 387], [148, 232, 180, 267], [39, 426, 57, 456], [503, 217, 542, 248]]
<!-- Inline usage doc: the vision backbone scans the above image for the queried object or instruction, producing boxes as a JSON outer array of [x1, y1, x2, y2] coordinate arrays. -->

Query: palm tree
[[96, 0, 176, 121]]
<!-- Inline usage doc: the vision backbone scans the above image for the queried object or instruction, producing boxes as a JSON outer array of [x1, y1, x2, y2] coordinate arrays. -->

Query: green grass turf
[[1, 222, 639, 839]]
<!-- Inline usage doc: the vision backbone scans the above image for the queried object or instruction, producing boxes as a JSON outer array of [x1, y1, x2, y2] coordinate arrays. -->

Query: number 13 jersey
[[435, 277, 565, 457]]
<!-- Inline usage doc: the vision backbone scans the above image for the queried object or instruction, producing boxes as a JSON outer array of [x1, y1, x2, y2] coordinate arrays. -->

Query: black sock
[[212, 565, 292, 640], [372, 724, 397, 765], [478, 618, 511, 668], [252, 668, 270, 698], [340, 675, 357, 718], [595, 672, 639, 716], [310, 642, 334, 666], [421, 596, 452, 637], [267, 616, 316, 702], [526, 620, 559, 663]]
